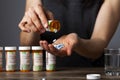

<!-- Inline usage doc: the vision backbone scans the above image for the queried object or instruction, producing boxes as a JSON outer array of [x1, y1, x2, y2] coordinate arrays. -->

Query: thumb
[[67, 45, 72, 56], [45, 10, 54, 20]]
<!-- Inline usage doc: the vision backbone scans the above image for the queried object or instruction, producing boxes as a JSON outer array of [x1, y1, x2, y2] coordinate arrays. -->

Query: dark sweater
[[41, 0, 104, 67]]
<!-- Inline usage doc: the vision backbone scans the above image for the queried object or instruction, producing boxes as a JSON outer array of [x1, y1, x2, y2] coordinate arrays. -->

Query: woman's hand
[[19, 4, 54, 34], [39, 33, 79, 57]]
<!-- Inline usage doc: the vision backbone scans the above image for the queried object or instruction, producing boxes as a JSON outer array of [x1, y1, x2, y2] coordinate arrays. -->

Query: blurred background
[[0, 0, 120, 68]]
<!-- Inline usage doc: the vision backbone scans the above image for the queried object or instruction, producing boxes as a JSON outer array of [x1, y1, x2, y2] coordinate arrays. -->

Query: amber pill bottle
[[19, 46, 30, 72], [0, 47, 3, 72], [32, 46, 43, 71], [46, 20, 61, 33], [5, 46, 16, 72]]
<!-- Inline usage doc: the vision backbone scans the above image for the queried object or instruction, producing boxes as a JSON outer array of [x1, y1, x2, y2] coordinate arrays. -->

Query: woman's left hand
[[39, 33, 79, 57]]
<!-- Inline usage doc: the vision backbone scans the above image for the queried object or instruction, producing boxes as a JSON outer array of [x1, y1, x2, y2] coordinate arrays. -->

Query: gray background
[[0, 0, 119, 68], [0, 0, 25, 46]]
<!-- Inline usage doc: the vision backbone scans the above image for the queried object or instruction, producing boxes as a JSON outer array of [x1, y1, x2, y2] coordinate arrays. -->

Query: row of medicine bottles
[[0, 20, 61, 72], [0, 46, 55, 72]]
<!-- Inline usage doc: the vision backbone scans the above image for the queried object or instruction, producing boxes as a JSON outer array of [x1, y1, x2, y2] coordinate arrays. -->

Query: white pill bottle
[[5, 46, 16, 72], [46, 51, 56, 71]]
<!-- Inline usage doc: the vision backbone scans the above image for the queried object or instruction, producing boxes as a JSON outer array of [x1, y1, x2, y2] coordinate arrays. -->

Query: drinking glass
[[104, 48, 120, 76]]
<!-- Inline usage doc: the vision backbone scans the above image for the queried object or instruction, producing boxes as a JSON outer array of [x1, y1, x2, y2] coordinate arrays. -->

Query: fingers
[[45, 10, 54, 20], [19, 12, 31, 32], [27, 8, 42, 32], [39, 40, 67, 57], [48, 44, 67, 57], [66, 46, 72, 56], [40, 40, 50, 51], [19, 12, 41, 33], [34, 4, 48, 28], [48, 44, 60, 56], [19, 4, 54, 33]]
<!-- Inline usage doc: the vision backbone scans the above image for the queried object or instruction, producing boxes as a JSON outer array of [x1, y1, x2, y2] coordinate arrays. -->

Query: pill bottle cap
[[32, 46, 43, 50], [0, 47, 3, 50], [86, 74, 101, 79], [5, 46, 16, 50], [42, 78, 46, 80], [19, 46, 30, 50]]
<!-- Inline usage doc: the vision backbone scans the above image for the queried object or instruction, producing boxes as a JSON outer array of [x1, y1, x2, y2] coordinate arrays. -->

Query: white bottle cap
[[0, 47, 3, 50], [5, 46, 16, 50], [19, 46, 30, 50], [86, 74, 101, 79], [42, 78, 46, 80], [32, 46, 43, 50]]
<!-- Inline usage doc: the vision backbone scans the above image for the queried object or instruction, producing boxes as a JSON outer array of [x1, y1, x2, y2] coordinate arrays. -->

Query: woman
[[19, 0, 120, 67]]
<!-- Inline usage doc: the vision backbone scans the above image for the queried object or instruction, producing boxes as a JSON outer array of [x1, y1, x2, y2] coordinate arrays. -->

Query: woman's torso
[[41, 0, 104, 67]]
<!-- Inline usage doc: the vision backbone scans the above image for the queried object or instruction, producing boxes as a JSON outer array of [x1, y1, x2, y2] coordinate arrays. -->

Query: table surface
[[0, 68, 120, 80]]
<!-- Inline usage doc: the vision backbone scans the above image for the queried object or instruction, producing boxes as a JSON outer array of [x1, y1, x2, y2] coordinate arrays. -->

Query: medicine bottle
[[0, 47, 3, 71], [46, 20, 61, 33], [5, 46, 16, 72], [19, 46, 30, 72], [32, 46, 43, 71], [46, 51, 56, 71]]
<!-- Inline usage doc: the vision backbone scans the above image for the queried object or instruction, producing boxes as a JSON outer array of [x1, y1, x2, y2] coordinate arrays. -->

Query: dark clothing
[[41, 0, 104, 67]]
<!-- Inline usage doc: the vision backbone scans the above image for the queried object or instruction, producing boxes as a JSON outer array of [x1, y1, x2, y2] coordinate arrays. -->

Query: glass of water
[[104, 48, 120, 76]]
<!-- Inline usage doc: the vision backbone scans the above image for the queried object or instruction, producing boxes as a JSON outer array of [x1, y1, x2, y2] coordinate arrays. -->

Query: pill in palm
[[54, 44, 64, 50]]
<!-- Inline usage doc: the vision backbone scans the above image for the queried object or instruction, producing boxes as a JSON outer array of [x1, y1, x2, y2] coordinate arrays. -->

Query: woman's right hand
[[19, 4, 54, 34]]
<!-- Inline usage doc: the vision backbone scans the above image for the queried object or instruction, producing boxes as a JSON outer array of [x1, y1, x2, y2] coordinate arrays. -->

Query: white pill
[[54, 44, 64, 50], [53, 39, 57, 42], [86, 74, 101, 80]]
